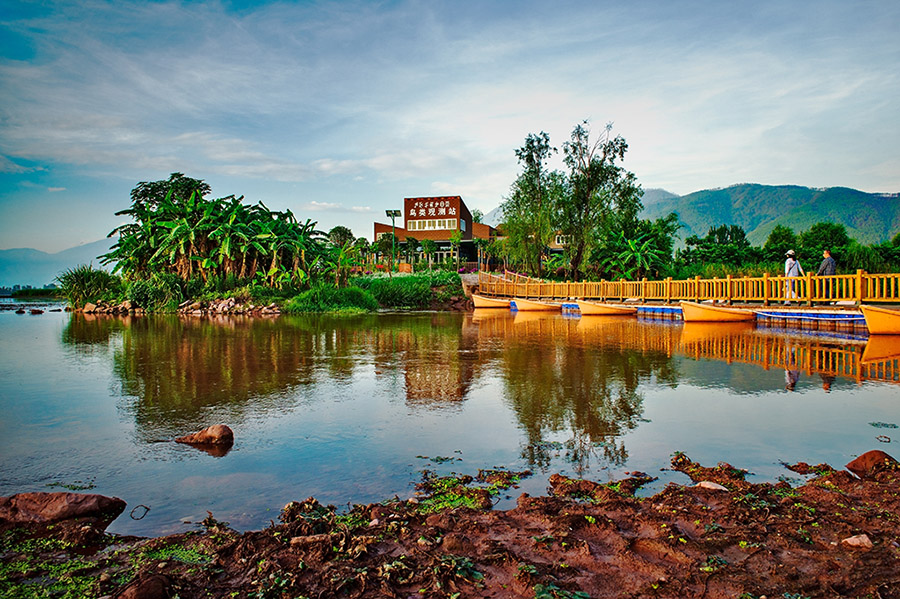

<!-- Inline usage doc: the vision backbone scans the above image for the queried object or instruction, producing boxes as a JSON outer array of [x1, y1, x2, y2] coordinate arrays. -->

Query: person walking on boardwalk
[[816, 249, 837, 299], [784, 250, 804, 305]]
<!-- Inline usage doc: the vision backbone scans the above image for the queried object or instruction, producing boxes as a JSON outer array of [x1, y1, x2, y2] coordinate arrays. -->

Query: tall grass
[[283, 285, 379, 313], [55, 264, 122, 309], [126, 273, 184, 311], [355, 271, 463, 308]]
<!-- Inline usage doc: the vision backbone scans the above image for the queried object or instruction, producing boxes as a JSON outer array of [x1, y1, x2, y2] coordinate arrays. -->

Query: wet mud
[[2, 455, 899, 598]]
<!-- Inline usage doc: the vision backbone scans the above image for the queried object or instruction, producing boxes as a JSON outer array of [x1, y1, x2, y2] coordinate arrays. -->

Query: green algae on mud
[[3, 455, 900, 598]]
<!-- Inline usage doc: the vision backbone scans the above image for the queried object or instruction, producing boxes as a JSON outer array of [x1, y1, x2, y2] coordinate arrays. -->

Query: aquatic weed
[[534, 582, 591, 599]]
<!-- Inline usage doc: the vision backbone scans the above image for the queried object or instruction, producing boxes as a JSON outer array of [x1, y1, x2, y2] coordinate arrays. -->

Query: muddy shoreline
[[2, 452, 899, 598]]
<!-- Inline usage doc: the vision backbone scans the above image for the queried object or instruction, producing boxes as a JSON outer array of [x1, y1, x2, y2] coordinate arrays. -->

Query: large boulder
[[846, 450, 898, 478], [0, 492, 126, 525], [175, 424, 234, 446]]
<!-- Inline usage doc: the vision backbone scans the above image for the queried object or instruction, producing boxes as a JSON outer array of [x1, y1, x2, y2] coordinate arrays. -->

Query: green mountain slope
[[641, 184, 900, 245]]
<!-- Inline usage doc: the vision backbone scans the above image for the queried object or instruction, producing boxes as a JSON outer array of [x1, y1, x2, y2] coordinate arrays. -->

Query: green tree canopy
[[762, 225, 798, 262], [328, 226, 356, 248], [798, 222, 851, 261], [501, 132, 560, 276], [559, 121, 643, 279]]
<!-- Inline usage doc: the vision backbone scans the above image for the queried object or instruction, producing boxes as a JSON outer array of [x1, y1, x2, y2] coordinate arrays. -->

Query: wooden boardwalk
[[478, 270, 900, 306]]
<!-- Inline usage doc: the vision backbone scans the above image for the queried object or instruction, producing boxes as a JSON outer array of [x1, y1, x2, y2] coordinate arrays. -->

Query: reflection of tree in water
[[60, 312, 475, 443], [501, 325, 678, 475]]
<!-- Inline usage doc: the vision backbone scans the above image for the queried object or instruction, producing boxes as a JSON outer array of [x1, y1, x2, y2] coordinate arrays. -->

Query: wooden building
[[374, 196, 497, 263]]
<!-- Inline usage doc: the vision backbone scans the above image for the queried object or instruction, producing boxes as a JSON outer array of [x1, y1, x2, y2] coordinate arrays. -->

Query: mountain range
[[0, 238, 115, 288], [640, 184, 900, 246], [484, 184, 900, 246]]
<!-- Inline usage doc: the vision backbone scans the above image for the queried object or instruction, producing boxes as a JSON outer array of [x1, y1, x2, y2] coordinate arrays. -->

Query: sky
[[1, 0, 898, 253]]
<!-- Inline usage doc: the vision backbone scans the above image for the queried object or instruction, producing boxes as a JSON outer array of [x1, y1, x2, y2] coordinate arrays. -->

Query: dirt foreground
[[2, 453, 899, 599]]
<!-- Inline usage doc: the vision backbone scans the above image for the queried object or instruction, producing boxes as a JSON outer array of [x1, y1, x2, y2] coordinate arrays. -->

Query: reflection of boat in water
[[513, 310, 558, 324], [861, 335, 900, 363], [513, 298, 561, 311], [472, 294, 510, 309], [575, 300, 636, 315], [472, 308, 514, 324], [860, 305, 900, 335], [681, 321, 754, 344], [680, 301, 755, 322]]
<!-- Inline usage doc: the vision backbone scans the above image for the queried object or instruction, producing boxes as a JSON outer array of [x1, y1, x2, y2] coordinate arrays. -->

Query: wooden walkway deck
[[478, 270, 900, 306]]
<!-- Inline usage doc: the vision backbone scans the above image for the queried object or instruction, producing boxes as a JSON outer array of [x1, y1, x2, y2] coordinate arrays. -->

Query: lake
[[0, 305, 897, 537]]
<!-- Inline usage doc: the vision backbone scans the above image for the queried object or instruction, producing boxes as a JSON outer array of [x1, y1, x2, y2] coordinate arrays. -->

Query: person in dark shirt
[[816, 249, 837, 299]]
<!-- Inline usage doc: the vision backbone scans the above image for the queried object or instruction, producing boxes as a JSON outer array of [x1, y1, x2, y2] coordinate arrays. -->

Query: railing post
[[666, 277, 672, 304], [805, 272, 813, 306], [763, 272, 770, 306], [855, 269, 865, 305], [641, 278, 647, 303], [726, 274, 733, 305], [695, 275, 701, 301]]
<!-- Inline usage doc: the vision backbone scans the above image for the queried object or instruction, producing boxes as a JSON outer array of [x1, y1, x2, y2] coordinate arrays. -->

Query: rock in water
[[175, 424, 234, 446], [846, 450, 898, 478], [0, 492, 126, 525]]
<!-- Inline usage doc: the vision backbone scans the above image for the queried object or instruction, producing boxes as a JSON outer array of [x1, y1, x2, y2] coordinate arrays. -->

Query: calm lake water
[[1, 305, 897, 536]]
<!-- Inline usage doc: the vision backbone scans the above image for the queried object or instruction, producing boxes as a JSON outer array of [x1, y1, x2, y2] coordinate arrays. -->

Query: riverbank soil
[[2, 454, 899, 598]]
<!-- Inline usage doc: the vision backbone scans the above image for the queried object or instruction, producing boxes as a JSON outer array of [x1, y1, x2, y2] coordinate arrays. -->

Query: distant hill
[[0, 238, 115, 288], [482, 204, 505, 228], [640, 184, 900, 246]]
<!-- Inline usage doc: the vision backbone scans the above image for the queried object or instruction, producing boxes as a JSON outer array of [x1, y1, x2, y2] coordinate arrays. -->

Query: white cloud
[[304, 201, 342, 211], [2, 0, 899, 251], [47, 187, 66, 192]]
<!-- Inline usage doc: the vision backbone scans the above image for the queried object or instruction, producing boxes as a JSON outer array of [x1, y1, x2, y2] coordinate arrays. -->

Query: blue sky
[[1, 0, 898, 252]]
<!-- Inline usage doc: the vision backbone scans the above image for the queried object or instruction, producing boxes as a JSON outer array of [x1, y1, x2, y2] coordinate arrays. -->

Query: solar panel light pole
[[385, 209, 401, 277]]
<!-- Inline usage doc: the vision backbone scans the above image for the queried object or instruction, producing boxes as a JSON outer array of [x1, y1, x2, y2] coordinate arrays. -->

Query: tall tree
[[559, 121, 642, 280], [502, 132, 560, 276], [328, 226, 356, 248], [763, 225, 798, 262]]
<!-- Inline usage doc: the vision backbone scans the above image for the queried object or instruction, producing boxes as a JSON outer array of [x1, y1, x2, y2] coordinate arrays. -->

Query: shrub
[[283, 285, 379, 313], [355, 271, 464, 308], [55, 264, 122, 309], [357, 276, 432, 308], [127, 273, 184, 311]]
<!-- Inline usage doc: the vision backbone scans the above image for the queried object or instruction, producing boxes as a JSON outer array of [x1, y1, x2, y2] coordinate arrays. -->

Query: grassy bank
[[54, 265, 465, 313]]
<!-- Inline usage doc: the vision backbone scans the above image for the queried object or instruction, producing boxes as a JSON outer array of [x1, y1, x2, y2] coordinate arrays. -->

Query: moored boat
[[860, 305, 900, 335], [512, 298, 561, 311], [575, 300, 637, 316], [472, 294, 510, 309], [680, 301, 755, 322]]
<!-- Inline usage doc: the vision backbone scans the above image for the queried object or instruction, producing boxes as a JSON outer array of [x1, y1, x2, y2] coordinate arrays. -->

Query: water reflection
[[60, 312, 899, 475], [472, 312, 679, 473]]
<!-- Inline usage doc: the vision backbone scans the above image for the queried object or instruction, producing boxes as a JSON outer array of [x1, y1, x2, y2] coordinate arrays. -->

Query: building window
[[460, 219, 466, 232], [406, 219, 463, 231]]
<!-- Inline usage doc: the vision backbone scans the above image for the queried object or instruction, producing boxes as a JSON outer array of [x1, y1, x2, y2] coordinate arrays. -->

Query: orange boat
[[471, 294, 510, 309], [860, 305, 900, 335], [575, 300, 637, 316], [512, 298, 561, 311], [680, 301, 755, 323]]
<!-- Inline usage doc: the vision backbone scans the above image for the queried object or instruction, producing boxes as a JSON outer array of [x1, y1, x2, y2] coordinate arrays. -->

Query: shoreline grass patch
[[283, 285, 378, 313]]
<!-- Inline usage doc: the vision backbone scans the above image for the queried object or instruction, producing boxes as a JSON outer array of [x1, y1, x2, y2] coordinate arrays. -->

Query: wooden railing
[[478, 270, 900, 305]]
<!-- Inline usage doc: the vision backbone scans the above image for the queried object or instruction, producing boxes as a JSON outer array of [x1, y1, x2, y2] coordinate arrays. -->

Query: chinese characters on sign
[[408, 199, 457, 218]]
